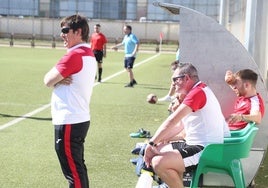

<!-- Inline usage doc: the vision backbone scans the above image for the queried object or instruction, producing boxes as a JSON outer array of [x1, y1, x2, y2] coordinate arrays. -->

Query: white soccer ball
[[146, 94, 158, 104]]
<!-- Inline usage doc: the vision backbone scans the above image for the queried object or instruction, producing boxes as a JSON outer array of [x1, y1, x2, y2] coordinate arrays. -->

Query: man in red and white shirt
[[225, 69, 265, 130], [44, 14, 96, 188], [144, 63, 229, 188]]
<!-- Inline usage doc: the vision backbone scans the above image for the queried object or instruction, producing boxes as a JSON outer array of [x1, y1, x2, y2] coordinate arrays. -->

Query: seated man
[[144, 63, 229, 188], [225, 69, 265, 130], [158, 60, 180, 102]]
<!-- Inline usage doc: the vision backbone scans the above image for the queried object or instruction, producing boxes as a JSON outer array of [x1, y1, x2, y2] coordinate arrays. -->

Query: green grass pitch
[[0, 46, 267, 187]]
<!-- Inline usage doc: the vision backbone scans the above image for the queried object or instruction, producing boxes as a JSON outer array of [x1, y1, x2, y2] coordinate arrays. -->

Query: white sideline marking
[[0, 53, 160, 130], [0, 104, 51, 131], [93, 53, 160, 86]]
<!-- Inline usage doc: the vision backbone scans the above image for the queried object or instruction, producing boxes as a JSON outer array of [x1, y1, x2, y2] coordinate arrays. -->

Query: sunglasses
[[172, 74, 185, 82], [61, 27, 70, 34]]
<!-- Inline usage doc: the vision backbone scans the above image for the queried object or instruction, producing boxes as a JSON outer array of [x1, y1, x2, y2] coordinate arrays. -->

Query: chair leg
[[230, 159, 246, 188], [190, 170, 200, 188]]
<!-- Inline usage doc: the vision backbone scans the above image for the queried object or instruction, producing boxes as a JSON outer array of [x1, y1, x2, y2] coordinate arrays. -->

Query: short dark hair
[[95, 24, 101, 27], [235, 69, 258, 86], [60, 14, 89, 42], [171, 60, 179, 66], [170, 60, 180, 71], [125, 25, 132, 31]]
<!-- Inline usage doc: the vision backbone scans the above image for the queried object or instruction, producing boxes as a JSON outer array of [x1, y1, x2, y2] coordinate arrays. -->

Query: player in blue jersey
[[112, 25, 139, 87]]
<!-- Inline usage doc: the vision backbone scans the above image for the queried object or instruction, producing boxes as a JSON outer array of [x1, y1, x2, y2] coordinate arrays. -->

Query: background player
[[90, 24, 107, 82]]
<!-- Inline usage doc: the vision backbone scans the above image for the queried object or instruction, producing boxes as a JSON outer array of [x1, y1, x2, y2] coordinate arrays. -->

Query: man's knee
[[125, 68, 132, 72], [152, 153, 185, 175], [151, 156, 165, 174]]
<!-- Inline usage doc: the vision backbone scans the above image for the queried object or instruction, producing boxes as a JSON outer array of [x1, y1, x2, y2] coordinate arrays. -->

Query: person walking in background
[[112, 25, 139, 87], [225, 69, 265, 130], [90, 24, 107, 82], [44, 14, 96, 188]]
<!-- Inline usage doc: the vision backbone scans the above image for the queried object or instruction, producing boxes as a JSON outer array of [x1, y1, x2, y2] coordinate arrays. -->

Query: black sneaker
[[125, 83, 133, 87], [132, 79, 138, 85], [130, 157, 139, 165]]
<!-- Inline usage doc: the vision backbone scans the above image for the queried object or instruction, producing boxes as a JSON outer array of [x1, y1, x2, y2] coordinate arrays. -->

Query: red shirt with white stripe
[[228, 93, 265, 130]]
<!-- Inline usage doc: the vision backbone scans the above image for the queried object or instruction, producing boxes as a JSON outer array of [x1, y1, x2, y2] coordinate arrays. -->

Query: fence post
[[10, 33, 14, 47], [155, 44, 159, 53], [31, 35, 35, 47], [52, 35, 56, 48]]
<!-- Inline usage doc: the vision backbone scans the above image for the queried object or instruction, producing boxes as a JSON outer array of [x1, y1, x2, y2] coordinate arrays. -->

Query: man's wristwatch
[[149, 141, 157, 147]]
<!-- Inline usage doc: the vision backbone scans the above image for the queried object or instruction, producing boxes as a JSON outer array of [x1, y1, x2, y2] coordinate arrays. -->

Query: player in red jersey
[[90, 24, 107, 82], [225, 69, 265, 130]]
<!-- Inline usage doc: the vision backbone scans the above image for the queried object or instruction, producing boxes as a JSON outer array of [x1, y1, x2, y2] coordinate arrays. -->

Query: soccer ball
[[147, 94, 158, 104]]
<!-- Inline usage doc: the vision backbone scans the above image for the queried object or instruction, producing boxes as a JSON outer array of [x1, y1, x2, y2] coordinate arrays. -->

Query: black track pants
[[54, 121, 90, 188]]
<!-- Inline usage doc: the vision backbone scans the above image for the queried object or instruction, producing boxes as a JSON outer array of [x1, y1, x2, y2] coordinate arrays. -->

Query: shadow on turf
[[102, 81, 169, 90], [0, 113, 52, 121]]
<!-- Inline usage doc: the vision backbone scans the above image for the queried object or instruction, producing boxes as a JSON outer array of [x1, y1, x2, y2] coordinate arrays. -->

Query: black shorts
[[124, 56, 136, 69], [171, 141, 204, 172], [93, 50, 104, 63]]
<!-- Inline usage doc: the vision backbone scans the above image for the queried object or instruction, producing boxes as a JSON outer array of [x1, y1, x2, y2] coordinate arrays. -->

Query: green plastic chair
[[230, 122, 256, 137], [190, 126, 259, 188]]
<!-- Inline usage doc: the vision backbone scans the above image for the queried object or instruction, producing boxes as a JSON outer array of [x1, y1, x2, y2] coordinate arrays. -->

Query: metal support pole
[[244, 0, 257, 53], [219, 0, 229, 27]]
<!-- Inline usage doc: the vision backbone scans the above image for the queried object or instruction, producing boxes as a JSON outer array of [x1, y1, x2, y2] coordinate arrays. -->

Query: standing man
[[112, 25, 139, 87], [225, 69, 265, 130], [90, 24, 107, 82], [144, 63, 229, 188], [44, 14, 96, 188]]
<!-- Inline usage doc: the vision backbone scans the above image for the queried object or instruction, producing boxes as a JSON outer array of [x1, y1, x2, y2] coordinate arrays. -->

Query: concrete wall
[[0, 17, 179, 43]]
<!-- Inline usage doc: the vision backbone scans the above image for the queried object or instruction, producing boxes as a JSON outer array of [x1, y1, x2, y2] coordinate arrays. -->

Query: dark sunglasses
[[172, 74, 185, 82], [61, 27, 70, 34]]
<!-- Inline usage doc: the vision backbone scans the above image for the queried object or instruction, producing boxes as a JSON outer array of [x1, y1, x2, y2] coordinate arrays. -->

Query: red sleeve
[[103, 34, 107, 44], [183, 86, 206, 112], [56, 51, 82, 78]]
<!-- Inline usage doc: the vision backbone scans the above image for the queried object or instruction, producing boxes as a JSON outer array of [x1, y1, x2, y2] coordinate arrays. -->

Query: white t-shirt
[[51, 43, 97, 125], [182, 81, 230, 146]]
